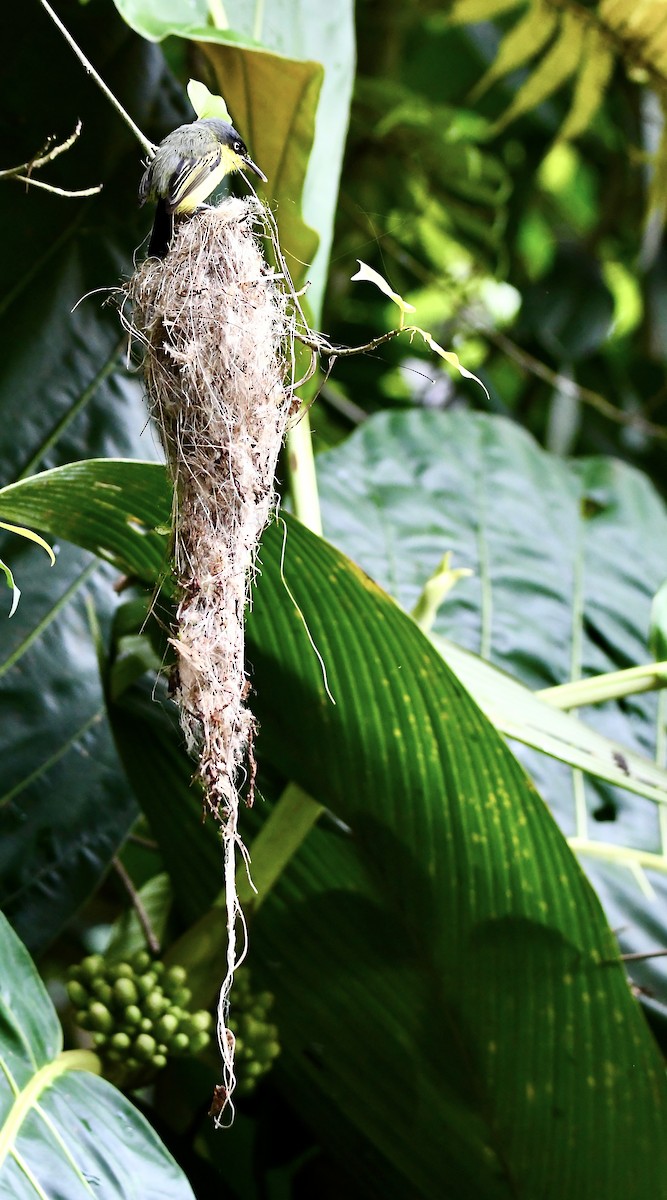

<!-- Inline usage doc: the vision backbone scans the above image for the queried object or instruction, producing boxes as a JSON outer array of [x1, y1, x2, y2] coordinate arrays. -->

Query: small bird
[[139, 118, 267, 258]]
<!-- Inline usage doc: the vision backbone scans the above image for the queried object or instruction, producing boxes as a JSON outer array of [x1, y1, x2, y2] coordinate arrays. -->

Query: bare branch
[[0, 122, 101, 198], [10, 174, 101, 198], [112, 856, 161, 955]]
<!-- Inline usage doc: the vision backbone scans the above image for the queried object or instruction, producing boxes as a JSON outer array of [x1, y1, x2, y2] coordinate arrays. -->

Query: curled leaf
[[0, 557, 20, 617], [351, 260, 416, 326], [411, 328, 490, 398], [0, 521, 55, 617], [0, 520, 56, 564]]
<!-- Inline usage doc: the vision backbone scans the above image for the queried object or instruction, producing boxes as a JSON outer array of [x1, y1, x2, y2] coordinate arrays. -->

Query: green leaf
[[3, 458, 664, 1193], [187, 78, 231, 122], [433, 634, 667, 805], [470, 0, 559, 102], [650, 579, 667, 661], [448, 0, 524, 22], [557, 25, 615, 142], [0, 911, 194, 1197], [245, 518, 667, 1197], [490, 10, 584, 134], [0, 4, 189, 952], [112, 0, 211, 41], [315, 408, 667, 1012], [0, 461, 171, 588]]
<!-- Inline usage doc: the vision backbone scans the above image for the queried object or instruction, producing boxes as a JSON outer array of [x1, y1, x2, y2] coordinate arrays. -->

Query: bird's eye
[[234, 141, 243, 152]]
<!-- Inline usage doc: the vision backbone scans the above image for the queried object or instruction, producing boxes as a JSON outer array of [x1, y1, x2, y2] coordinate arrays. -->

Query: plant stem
[[37, 0, 156, 157], [286, 412, 322, 535], [539, 661, 667, 709]]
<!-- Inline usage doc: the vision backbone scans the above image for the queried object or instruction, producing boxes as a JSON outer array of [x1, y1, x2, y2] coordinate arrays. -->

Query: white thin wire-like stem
[[38, 0, 156, 157]]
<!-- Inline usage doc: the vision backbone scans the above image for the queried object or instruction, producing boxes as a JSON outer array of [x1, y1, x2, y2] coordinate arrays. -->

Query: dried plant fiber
[[126, 196, 295, 1121]]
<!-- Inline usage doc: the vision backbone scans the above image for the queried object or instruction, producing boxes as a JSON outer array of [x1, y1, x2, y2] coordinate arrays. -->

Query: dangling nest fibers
[[125, 196, 299, 1119]]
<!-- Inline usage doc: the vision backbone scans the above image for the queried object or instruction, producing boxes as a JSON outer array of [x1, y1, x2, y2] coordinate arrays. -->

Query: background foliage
[[1, 0, 667, 1196]]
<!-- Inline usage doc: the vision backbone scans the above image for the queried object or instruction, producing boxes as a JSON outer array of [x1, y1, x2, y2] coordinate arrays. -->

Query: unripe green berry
[[134, 1034, 157, 1062], [190, 1031, 210, 1054], [113, 978, 138, 1006], [140, 1018, 153, 1033], [153, 1053, 167, 1070], [155, 1013, 179, 1040], [190, 1011, 212, 1033], [143, 991, 169, 1018], [88, 1003, 114, 1033], [110, 1032, 131, 1052], [164, 965, 187, 989], [79, 955, 105, 981], [170, 1032, 189, 1054], [75, 1009, 91, 1030], [171, 987, 192, 1008], [125, 1005, 143, 1027], [92, 1032, 107, 1047], [111, 962, 134, 980], [67, 980, 89, 1008], [136, 972, 158, 997], [91, 980, 113, 1005], [132, 950, 152, 973]]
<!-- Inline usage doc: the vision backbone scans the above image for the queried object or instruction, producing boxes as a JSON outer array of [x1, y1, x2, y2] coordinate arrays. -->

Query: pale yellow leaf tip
[[0, 521, 56, 565], [417, 330, 490, 400], [351, 261, 417, 317], [187, 80, 232, 124]]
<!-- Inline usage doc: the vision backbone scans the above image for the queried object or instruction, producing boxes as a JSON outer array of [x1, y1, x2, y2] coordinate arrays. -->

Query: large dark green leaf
[[314, 407, 667, 1012], [0, 910, 194, 1197], [0, 1, 185, 951], [0, 457, 665, 1197]]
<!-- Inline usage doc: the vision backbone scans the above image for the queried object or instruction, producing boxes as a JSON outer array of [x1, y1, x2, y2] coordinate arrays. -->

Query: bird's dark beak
[[243, 155, 267, 183]]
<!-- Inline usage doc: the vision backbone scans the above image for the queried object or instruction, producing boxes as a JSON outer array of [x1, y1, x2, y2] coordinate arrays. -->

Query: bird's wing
[[138, 160, 153, 205], [166, 146, 222, 212]]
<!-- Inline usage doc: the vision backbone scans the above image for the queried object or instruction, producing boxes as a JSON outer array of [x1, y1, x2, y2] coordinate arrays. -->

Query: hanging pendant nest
[[127, 197, 297, 822]]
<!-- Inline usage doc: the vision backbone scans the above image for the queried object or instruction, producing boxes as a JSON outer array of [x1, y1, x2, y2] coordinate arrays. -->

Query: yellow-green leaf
[[0, 521, 56, 565], [558, 25, 615, 141], [470, 0, 559, 101], [448, 0, 524, 24], [491, 9, 584, 134], [0, 558, 20, 618], [187, 78, 232, 122], [413, 327, 491, 398], [351, 260, 416, 323], [196, 42, 322, 291]]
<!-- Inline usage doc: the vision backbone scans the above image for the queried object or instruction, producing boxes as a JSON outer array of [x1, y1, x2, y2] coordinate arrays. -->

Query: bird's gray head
[[197, 119, 267, 182]]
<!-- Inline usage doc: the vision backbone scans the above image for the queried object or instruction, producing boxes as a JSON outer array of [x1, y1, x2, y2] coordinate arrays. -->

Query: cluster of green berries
[[228, 967, 280, 1097], [67, 950, 212, 1085]]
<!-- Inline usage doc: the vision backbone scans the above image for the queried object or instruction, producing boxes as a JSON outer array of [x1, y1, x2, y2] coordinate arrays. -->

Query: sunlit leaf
[[187, 78, 231, 122], [0, 911, 194, 1198], [351, 259, 417, 321], [491, 9, 584, 134]]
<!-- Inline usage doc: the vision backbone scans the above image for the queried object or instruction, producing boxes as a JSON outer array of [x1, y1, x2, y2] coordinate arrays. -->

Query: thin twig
[[38, 0, 156, 158], [112, 856, 161, 955], [490, 331, 667, 441], [0, 122, 102, 198], [0, 121, 83, 178], [10, 174, 101, 198], [619, 947, 667, 963]]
